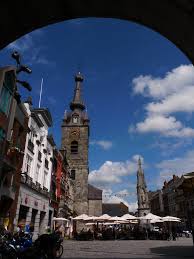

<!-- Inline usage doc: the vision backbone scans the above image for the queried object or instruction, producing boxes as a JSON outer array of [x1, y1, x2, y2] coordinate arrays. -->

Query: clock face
[[70, 128, 80, 138]]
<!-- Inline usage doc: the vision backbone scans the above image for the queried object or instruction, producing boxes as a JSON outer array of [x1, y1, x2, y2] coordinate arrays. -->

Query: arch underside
[[1, 0, 194, 63]]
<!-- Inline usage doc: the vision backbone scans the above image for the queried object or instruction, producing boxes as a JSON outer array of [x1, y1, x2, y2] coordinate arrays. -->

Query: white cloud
[[128, 202, 138, 212], [6, 32, 52, 66], [146, 86, 194, 115], [133, 115, 194, 137], [89, 154, 142, 189], [156, 150, 194, 187], [132, 64, 194, 99], [90, 140, 113, 150], [130, 65, 194, 138], [136, 115, 181, 133]]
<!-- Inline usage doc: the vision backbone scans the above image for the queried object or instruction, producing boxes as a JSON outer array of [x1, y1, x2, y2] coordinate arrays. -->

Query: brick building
[[148, 190, 164, 216], [0, 66, 29, 231]]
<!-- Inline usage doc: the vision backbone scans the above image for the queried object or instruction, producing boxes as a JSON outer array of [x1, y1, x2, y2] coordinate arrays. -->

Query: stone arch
[[1, 1, 194, 63]]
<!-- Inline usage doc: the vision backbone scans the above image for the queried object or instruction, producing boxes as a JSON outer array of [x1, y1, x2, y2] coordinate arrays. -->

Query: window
[[35, 164, 40, 183], [29, 131, 35, 143], [0, 71, 15, 115], [0, 86, 12, 115], [43, 171, 48, 188], [71, 141, 78, 154], [0, 128, 5, 141], [25, 155, 32, 175], [45, 159, 49, 169], [71, 170, 75, 180], [38, 151, 42, 162]]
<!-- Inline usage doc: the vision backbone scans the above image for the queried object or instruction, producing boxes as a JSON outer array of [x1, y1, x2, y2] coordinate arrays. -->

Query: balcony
[[43, 186, 48, 192], [28, 140, 34, 153], [36, 181, 41, 190], [26, 175, 33, 186]]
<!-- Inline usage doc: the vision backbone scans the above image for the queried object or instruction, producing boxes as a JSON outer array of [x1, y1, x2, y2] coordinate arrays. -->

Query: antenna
[[38, 78, 43, 108]]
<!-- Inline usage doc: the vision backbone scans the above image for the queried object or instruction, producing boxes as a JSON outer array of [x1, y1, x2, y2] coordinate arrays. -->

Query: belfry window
[[71, 141, 78, 154]]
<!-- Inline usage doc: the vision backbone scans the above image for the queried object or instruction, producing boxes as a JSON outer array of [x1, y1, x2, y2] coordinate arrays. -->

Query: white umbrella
[[83, 216, 99, 222], [96, 214, 111, 221], [139, 213, 162, 220], [73, 214, 89, 220], [109, 216, 122, 221], [52, 217, 68, 221], [150, 218, 164, 224], [85, 222, 96, 226], [121, 214, 137, 220], [104, 222, 118, 225], [162, 216, 181, 222], [85, 222, 103, 226], [114, 220, 129, 224]]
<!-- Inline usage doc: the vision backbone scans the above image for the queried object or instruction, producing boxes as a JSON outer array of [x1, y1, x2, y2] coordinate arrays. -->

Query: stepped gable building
[[137, 157, 150, 217], [61, 73, 102, 218]]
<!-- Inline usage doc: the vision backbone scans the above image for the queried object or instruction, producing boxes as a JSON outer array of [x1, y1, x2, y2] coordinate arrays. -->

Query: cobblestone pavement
[[61, 237, 194, 258]]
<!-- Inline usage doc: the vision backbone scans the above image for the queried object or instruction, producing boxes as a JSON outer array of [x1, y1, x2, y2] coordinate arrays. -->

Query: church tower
[[61, 72, 90, 216], [137, 157, 150, 217]]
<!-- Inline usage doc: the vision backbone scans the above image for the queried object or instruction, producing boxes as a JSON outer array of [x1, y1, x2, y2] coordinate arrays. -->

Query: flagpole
[[38, 78, 43, 108]]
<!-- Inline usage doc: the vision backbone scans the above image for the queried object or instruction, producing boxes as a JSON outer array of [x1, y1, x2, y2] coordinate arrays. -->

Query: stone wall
[[88, 200, 102, 216]]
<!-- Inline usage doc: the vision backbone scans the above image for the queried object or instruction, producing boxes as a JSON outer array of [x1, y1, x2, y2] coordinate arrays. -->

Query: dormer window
[[72, 114, 79, 124]]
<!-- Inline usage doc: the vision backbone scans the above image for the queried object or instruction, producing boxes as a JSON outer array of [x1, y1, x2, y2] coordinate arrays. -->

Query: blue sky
[[1, 18, 194, 211]]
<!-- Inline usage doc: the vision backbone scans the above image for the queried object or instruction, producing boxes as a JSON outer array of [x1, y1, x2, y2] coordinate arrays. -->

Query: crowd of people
[[73, 224, 191, 241]]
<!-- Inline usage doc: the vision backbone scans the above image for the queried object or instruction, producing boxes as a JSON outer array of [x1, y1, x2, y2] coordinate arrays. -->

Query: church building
[[61, 73, 102, 218]]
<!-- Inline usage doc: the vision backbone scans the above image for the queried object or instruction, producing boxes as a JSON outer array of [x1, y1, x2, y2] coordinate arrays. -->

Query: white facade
[[15, 102, 54, 239], [21, 103, 53, 190]]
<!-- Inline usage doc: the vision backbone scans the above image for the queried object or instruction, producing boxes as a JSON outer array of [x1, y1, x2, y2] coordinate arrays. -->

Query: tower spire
[[70, 72, 85, 111], [136, 157, 150, 216]]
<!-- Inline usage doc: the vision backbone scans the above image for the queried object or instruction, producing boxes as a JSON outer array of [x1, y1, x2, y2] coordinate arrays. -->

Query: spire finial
[[70, 72, 85, 111], [138, 157, 142, 167]]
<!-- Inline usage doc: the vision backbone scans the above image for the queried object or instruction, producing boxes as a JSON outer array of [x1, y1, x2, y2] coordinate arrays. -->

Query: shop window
[[18, 205, 29, 228], [71, 141, 78, 154]]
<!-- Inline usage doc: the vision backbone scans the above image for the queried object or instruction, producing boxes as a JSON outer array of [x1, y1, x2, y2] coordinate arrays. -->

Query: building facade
[[88, 184, 102, 216], [148, 190, 164, 216], [137, 158, 150, 217], [0, 67, 29, 231], [102, 202, 128, 216], [14, 100, 54, 238]]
